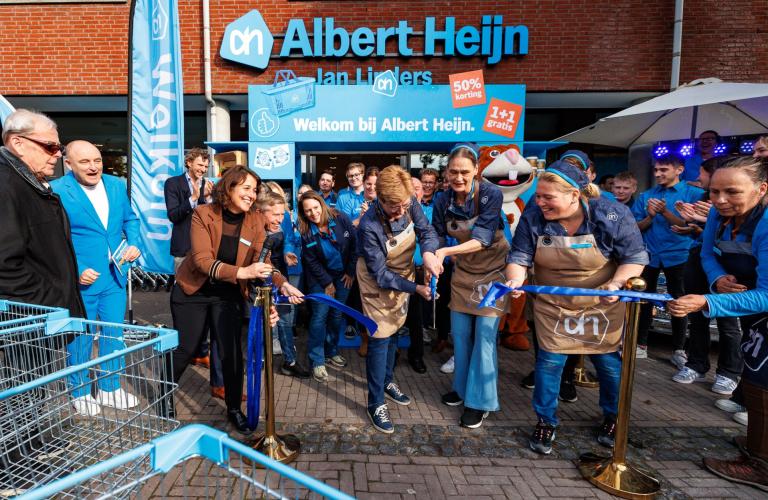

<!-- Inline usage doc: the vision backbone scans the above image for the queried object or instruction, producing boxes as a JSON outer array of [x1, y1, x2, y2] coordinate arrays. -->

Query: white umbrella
[[555, 78, 768, 147]]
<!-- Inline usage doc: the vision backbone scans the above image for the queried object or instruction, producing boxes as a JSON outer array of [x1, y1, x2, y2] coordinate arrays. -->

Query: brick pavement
[[132, 291, 760, 499]]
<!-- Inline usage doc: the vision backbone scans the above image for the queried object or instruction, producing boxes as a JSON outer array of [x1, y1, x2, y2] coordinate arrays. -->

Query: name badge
[[713, 246, 722, 256], [570, 243, 593, 249], [239, 237, 252, 247]]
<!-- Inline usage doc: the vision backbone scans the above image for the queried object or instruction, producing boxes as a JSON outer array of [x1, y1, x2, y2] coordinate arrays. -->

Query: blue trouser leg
[[275, 274, 301, 365], [326, 280, 351, 358], [366, 335, 398, 409], [95, 286, 127, 393], [67, 291, 98, 398], [589, 351, 622, 419], [533, 349, 567, 425], [307, 283, 331, 368], [451, 311, 501, 411]]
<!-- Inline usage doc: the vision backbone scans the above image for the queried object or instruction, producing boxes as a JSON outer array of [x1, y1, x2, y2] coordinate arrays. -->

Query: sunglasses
[[19, 135, 64, 155]]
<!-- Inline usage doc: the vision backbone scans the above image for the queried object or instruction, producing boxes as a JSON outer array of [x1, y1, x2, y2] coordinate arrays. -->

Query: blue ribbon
[[275, 293, 378, 336], [246, 304, 264, 431], [430, 276, 437, 301], [479, 282, 673, 310]]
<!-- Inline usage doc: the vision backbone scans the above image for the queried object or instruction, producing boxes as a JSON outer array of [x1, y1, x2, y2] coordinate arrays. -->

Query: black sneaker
[[384, 382, 411, 406], [521, 371, 535, 389], [281, 361, 310, 379], [596, 415, 617, 448], [460, 408, 489, 429], [441, 391, 463, 406], [559, 380, 578, 403], [529, 420, 557, 455], [344, 325, 357, 340]]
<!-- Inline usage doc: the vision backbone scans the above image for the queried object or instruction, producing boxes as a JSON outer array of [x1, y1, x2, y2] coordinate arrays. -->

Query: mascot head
[[478, 145, 538, 219]]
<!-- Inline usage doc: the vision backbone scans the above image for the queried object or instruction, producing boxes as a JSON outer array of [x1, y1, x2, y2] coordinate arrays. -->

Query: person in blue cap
[[432, 142, 510, 429], [668, 155, 768, 491], [505, 157, 648, 455]]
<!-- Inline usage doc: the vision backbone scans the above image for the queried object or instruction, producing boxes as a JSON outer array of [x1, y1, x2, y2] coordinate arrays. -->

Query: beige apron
[[447, 217, 510, 318], [356, 221, 417, 339], [532, 233, 626, 354]]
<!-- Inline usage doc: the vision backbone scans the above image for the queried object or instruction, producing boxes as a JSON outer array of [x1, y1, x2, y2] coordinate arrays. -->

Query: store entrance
[[310, 152, 408, 191]]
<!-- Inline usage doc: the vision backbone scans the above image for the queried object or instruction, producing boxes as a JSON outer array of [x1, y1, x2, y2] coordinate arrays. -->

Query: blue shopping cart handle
[[275, 293, 378, 336], [478, 282, 673, 309], [20, 424, 355, 500]]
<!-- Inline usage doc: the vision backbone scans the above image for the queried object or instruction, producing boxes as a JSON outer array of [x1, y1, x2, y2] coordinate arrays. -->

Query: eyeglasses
[[346, 172, 362, 179], [18, 135, 64, 155], [382, 200, 412, 212]]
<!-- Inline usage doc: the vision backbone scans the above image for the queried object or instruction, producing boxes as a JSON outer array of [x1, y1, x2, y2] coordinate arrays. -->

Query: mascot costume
[[478, 145, 539, 350]]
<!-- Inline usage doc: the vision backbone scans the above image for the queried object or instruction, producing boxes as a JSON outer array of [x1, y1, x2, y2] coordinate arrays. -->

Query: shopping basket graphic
[[0, 313, 179, 497], [20, 424, 355, 499], [262, 70, 316, 117]]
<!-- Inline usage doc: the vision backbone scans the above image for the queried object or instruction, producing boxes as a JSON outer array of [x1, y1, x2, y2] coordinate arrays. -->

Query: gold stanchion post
[[577, 277, 661, 499], [249, 285, 301, 464], [573, 354, 599, 388]]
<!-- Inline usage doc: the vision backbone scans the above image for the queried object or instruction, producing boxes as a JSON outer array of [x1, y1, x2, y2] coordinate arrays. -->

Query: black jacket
[[164, 173, 208, 257], [300, 212, 357, 289], [0, 147, 85, 316]]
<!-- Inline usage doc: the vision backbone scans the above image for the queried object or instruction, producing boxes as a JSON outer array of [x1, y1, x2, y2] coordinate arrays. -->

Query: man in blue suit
[[51, 140, 142, 416]]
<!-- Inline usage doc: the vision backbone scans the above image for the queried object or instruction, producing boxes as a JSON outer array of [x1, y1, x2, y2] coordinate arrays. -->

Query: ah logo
[[220, 10, 274, 69], [151, 1, 169, 41], [372, 70, 398, 97]]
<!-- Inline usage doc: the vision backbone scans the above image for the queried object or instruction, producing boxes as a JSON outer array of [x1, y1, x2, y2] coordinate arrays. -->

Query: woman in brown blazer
[[169, 165, 302, 432]]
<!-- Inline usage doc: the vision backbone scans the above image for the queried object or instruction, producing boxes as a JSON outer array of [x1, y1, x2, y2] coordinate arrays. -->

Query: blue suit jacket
[[51, 172, 140, 295]]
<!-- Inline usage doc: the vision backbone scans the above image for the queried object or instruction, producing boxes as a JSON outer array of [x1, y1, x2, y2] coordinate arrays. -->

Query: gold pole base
[[573, 366, 600, 388], [578, 452, 660, 500], [247, 433, 301, 465]]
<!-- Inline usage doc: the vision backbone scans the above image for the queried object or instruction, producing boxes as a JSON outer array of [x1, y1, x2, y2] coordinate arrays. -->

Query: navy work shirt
[[507, 197, 649, 268], [357, 198, 439, 293], [301, 212, 357, 289], [432, 180, 504, 247]]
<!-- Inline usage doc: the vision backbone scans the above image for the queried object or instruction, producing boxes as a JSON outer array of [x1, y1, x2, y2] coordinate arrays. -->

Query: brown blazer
[[175, 204, 286, 298]]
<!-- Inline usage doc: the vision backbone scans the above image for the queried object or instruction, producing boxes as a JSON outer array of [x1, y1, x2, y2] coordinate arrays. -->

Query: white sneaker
[[733, 411, 748, 426], [312, 365, 329, 383], [72, 395, 101, 416], [711, 375, 738, 395], [635, 345, 648, 359], [96, 388, 139, 409], [440, 356, 455, 374], [670, 350, 688, 370], [715, 398, 747, 413], [272, 337, 282, 355], [672, 367, 705, 384]]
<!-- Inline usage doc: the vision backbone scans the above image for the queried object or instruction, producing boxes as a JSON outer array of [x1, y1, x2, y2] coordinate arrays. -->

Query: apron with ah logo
[[446, 216, 510, 318], [532, 233, 625, 354], [356, 218, 417, 339]]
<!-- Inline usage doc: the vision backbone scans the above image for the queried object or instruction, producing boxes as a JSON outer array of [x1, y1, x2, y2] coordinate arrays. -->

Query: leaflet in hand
[[110, 239, 134, 277]]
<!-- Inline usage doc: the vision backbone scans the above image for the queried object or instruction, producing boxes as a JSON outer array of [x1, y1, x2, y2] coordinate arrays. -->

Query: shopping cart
[[262, 70, 316, 116], [0, 313, 179, 497], [20, 424, 355, 499]]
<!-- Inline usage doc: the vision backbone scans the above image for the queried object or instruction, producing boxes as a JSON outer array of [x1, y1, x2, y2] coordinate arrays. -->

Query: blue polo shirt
[[357, 199, 439, 293], [432, 181, 504, 248], [319, 190, 337, 208], [632, 182, 705, 268], [336, 187, 365, 220], [507, 197, 648, 268]]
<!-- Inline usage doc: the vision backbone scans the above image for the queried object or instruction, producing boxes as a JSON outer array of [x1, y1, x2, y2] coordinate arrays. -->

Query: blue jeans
[[533, 349, 622, 426], [275, 275, 301, 364], [68, 286, 126, 398], [366, 335, 398, 409], [451, 311, 501, 411], [307, 277, 351, 368]]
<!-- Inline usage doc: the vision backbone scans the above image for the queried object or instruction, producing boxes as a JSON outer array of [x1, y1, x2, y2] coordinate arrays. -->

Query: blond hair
[[376, 165, 413, 204], [257, 190, 286, 212], [539, 172, 601, 200]]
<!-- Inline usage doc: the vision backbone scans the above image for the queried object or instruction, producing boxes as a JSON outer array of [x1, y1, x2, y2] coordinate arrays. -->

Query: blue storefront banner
[[130, 0, 185, 274], [0, 95, 15, 127], [248, 84, 525, 143]]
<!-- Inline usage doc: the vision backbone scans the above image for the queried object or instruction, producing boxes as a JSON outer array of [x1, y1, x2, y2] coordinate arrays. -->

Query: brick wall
[[0, 0, 765, 96]]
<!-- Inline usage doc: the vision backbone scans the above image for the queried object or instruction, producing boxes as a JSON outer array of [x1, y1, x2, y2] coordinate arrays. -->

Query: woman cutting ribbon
[[504, 154, 648, 454], [669, 156, 768, 490], [432, 142, 510, 429], [356, 166, 441, 434]]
